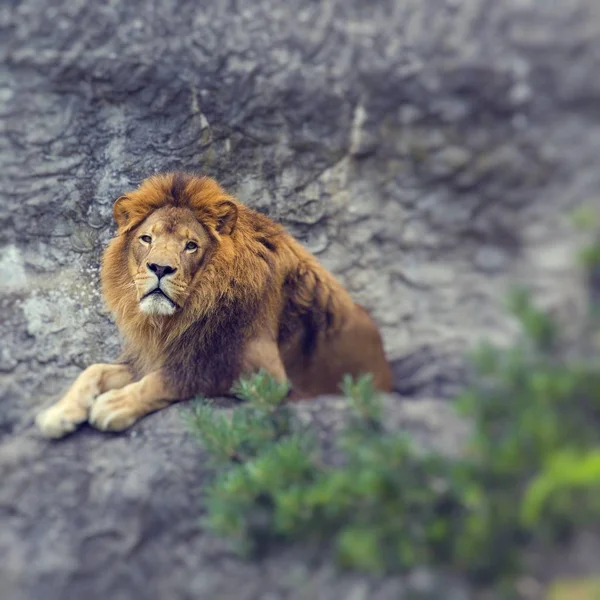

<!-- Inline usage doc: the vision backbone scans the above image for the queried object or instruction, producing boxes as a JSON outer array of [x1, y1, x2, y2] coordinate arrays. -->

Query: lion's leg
[[89, 371, 180, 433], [36, 363, 134, 439], [241, 337, 288, 384]]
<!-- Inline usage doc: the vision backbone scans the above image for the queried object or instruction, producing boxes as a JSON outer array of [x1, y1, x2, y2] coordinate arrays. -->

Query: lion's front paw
[[89, 389, 139, 432], [35, 403, 87, 439]]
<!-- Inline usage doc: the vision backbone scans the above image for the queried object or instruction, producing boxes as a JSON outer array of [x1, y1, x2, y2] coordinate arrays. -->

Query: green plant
[[184, 242, 600, 585]]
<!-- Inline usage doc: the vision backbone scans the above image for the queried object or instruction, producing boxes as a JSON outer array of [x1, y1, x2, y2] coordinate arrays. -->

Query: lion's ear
[[113, 195, 131, 230], [215, 200, 238, 235]]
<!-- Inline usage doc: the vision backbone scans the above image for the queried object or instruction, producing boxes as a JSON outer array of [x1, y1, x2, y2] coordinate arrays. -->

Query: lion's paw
[[89, 390, 139, 432], [35, 404, 87, 439]]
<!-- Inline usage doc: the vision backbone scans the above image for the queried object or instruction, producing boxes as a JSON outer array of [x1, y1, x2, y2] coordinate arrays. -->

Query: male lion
[[36, 173, 392, 438]]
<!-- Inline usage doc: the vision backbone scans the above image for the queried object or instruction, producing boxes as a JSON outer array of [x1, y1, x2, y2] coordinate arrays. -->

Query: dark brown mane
[[101, 172, 287, 393]]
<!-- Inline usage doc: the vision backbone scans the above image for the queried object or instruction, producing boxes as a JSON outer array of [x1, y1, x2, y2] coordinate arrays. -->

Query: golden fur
[[36, 172, 392, 438]]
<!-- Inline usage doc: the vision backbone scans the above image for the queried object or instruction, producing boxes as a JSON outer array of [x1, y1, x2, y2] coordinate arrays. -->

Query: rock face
[[1, 0, 600, 598]]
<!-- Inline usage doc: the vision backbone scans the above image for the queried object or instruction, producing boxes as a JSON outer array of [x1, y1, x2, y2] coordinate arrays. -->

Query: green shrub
[[184, 242, 600, 585]]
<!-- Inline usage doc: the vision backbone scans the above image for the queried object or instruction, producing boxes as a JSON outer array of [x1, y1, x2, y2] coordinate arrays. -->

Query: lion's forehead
[[141, 207, 208, 241]]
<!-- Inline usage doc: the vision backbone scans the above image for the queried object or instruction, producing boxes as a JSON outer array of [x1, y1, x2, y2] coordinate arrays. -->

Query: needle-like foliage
[[184, 230, 600, 589]]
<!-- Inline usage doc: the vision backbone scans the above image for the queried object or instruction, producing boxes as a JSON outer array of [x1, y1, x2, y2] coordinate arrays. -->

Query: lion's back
[[274, 249, 392, 397]]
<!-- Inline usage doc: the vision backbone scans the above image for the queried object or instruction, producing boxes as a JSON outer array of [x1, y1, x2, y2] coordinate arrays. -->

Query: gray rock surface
[[1, 0, 600, 598]]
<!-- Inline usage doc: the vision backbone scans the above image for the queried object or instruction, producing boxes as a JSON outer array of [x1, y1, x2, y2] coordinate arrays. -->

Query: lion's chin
[[139, 293, 177, 316]]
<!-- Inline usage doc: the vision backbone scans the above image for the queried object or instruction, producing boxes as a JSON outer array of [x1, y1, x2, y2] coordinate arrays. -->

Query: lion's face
[[129, 206, 211, 316]]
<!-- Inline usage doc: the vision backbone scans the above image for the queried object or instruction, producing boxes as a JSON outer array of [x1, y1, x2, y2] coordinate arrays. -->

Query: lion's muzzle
[[139, 263, 179, 316]]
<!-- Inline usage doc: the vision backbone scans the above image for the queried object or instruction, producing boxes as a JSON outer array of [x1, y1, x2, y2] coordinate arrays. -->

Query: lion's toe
[[35, 405, 85, 439], [89, 391, 138, 432]]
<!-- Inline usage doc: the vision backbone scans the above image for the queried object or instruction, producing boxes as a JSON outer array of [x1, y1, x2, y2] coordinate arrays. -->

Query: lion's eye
[[140, 235, 152, 244], [185, 241, 198, 252]]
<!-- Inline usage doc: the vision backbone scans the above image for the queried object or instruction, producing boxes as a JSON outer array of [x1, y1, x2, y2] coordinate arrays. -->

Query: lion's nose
[[147, 263, 177, 279]]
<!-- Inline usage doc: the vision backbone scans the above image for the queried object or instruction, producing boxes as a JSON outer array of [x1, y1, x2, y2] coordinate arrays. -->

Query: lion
[[35, 172, 393, 438]]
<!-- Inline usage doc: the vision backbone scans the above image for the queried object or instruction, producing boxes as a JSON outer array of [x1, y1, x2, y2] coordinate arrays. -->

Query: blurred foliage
[[184, 236, 600, 587], [547, 577, 600, 600]]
